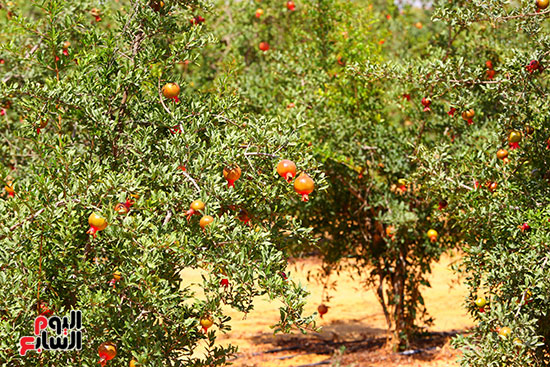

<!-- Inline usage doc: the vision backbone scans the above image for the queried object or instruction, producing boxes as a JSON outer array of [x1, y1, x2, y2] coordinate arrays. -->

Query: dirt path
[[182, 254, 473, 366]]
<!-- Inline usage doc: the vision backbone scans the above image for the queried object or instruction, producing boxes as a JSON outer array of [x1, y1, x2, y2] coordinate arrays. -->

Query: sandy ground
[[181, 253, 473, 367]]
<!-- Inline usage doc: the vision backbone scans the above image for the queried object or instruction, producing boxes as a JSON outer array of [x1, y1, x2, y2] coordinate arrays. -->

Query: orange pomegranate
[[162, 82, 180, 99], [496, 149, 508, 160], [255, 8, 264, 18], [385, 225, 396, 239], [87, 213, 108, 238], [461, 109, 475, 124], [427, 229, 438, 242], [200, 316, 214, 332], [277, 159, 297, 182], [317, 304, 328, 318], [186, 199, 205, 221], [4, 181, 15, 197], [223, 165, 241, 188], [294, 172, 315, 202], [114, 203, 129, 215], [199, 215, 214, 229], [98, 342, 116, 366]]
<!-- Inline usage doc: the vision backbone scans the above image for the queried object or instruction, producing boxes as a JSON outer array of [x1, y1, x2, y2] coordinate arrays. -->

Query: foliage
[[0, 0, 320, 365]]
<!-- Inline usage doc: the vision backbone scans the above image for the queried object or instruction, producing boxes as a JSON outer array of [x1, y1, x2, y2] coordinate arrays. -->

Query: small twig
[[182, 171, 201, 193], [243, 152, 279, 158], [163, 210, 172, 226]]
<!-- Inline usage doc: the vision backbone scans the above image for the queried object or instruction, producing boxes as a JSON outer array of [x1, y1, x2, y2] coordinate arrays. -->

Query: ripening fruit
[[87, 213, 108, 238], [508, 130, 522, 149], [498, 326, 512, 339], [277, 159, 297, 182], [294, 172, 315, 202], [317, 304, 328, 318], [150, 0, 165, 11], [186, 200, 205, 221], [427, 229, 438, 242], [487, 181, 498, 192], [536, 0, 549, 10], [38, 300, 53, 317], [4, 182, 15, 197], [486, 60, 494, 69], [415, 22, 423, 29], [200, 316, 214, 332], [474, 297, 487, 308], [386, 225, 396, 239], [255, 8, 264, 18], [223, 166, 241, 188], [286, 1, 296, 10], [113, 271, 122, 281], [524, 125, 535, 135], [98, 342, 117, 366], [114, 203, 129, 215], [259, 42, 270, 51], [496, 149, 508, 160], [130, 360, 138, 367], [461, 109, 475, 124], [162, 83, 180, 99], [199, 215, 214, 229]]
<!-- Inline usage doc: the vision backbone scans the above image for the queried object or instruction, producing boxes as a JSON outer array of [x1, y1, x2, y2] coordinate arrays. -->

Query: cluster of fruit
[[255, 1, 297, 52]]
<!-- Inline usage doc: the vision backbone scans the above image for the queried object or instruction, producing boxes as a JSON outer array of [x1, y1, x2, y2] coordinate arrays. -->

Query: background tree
[[355, 0, 550, 365], [205, 0, 457, 350]]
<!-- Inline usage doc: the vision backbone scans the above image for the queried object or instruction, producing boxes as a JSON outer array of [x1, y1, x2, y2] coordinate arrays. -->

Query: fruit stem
[[301, 194, 309, 202]]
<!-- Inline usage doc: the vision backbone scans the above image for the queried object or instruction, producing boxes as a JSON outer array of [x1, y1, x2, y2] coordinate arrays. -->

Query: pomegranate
[[286, 1, 296, 10], [421, 97, 431, 112], [200, 316, 214, 332], [87, 213, 108, 238], [186, 200, 205, 221], [485, 60, 494, 69], [496, 149, 508, 160], [38, 301, 53, 317], [162, 82, 180, 102], [114, 199, 133, 215], [98, 342, 116, 366], [293, 172, 315, 202], [190, 15, 205, 25], [317, 304, 328, 318], [255, 8, 264, 18], [461, 109, 475, 125], [220, 278, 229, 287], [385, 225, 396, 239], [537, 0, 549, 10], [223, 165, 241, 188], [447, 107, 456, 117], [4, 182, 15, 197], [508, 130, 522, 150], [277, 159, 297, 182], [427, 229, 438, 242], [238, 209, 251, 226], [150, 0, 165, 11], [259, 42, 270, 52], [90, 8, 101, 22], [199, 215, 214, 229]]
